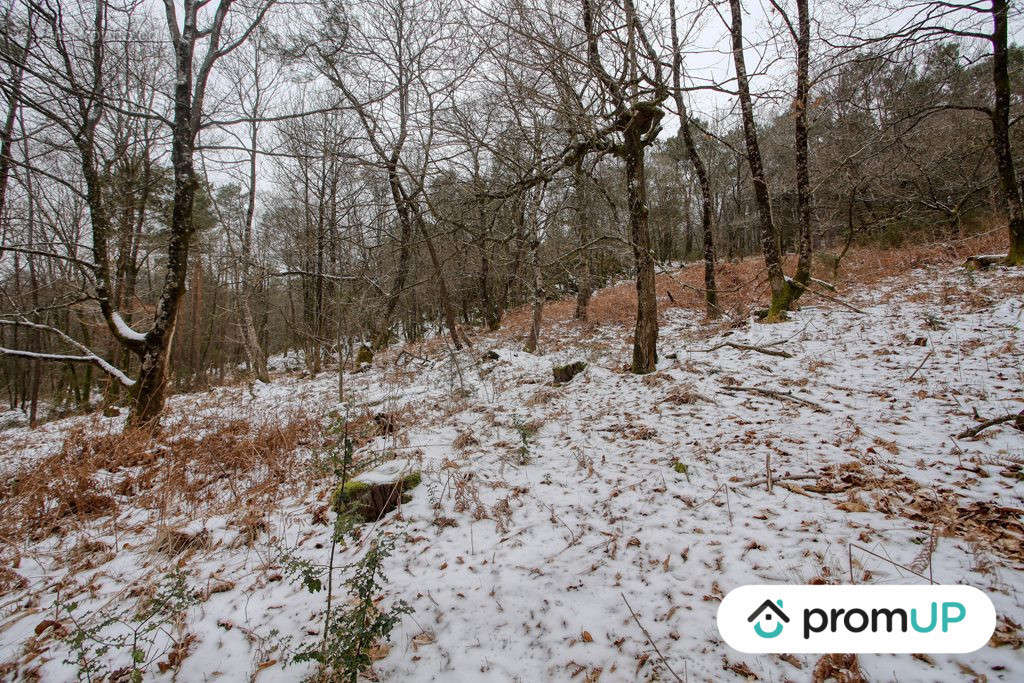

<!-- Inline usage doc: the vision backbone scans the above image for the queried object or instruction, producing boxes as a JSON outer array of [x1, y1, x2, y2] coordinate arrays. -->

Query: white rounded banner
[[717, 584, 996, 653]]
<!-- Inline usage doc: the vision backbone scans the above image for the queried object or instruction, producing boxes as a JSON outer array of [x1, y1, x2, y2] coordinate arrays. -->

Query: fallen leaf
[[411, 630, 436, 651], [33, 620, 61, 637], [778, 653, 802, 669]]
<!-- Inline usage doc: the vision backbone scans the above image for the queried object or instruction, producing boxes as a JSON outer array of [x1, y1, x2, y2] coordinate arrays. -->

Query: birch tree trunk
[[130, 0, 246, 427]]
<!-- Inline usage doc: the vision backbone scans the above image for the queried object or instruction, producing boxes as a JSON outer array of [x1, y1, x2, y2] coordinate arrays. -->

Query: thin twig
[[621, 593, 684, 683], [740, 473, 819, 487], [848, 543, 936, 585], [905, 350, 933, 381], [803, 285, 867, 314], [786, 277, 866, 314]]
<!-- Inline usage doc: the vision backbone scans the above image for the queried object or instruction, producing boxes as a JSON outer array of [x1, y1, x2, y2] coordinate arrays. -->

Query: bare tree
[[281, 0, 471, 351], [727, 0, 817, 319], [988, 0, 1022, 264], [0, 0, 274, 427], [670, 0, 718, 318]]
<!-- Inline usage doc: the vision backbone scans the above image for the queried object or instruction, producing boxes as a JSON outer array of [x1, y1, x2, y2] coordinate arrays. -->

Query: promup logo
[[748, 599, 789, 638], [718, 585, 996, 654]]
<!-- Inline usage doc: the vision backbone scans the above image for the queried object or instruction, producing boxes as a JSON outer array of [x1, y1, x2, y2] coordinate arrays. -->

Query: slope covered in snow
[[0, 260, 1021, 681]]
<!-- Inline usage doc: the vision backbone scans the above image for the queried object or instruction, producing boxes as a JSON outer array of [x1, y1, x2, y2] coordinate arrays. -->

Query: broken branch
[[621, 593, 684, 683], [692, 341, 793, 358], [722, 385, 829, 413], [905, 350, 933, 381], [955, 411, 1024, 439]]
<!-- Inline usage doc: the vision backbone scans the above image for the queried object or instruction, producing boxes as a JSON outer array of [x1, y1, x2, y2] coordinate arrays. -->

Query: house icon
[[748, 599, 789, 638]]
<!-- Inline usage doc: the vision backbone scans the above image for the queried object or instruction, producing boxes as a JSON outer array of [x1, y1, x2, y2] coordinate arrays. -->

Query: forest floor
[[0, 234, 1022, 682]]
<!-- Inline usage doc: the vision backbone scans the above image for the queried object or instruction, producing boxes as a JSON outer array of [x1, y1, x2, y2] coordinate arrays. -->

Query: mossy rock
[[552, 360, 587, 384], [331, 461, 420, 522], [355, 344, 374, 366]]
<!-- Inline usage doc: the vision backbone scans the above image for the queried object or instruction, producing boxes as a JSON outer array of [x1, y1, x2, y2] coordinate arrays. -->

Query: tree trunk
[[241, 117, 269, 382], [788, 0, 814, 304], [189, 254, 203, 385], [128, 7, 206, 428], [728, 0, 786, 317], [524, 194, 543, 353], [0, 21, 29, 261], [572, 162, 593, 321], [990, 0, 1024, 265], [374, 167, 415, 348], [625, 122, 658, 374], [477, 203, 500, 330], [502, 195, 528, 316], [417, 214, 463, 350], [670, 0, 717, 318]]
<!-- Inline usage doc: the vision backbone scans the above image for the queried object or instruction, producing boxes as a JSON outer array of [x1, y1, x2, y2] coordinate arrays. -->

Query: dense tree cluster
[[0, 0, 1020, 426]]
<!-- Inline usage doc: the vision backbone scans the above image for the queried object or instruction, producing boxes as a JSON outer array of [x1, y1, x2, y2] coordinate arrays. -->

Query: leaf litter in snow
[[0, 263, 1021, 681]]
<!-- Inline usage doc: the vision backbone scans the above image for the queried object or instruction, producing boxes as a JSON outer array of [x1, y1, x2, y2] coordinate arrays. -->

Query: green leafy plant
[[58, 570, 197, 682], [280, 549, 324, 595], [284, 411, 411, 682], [295, 537, 411, 682], [512, 417, 537, 465]]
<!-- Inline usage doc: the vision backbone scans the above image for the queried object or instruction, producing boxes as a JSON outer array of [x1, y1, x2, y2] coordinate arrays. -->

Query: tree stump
[[965, 254, 1007, 270], [331, 459, 421, 522], [355, 344, 374, 367], [552, 360, 587, 384]]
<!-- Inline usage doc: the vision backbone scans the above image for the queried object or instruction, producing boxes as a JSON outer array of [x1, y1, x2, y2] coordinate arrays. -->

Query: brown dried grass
[[496, 228, 1009, 340], [0, 411, 323, 545]]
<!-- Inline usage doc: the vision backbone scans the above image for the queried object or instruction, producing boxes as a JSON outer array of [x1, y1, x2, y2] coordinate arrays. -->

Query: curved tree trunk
[[129, 0, 234, 428], [728, 0, 786, 317], [130, 83, 197, 427]]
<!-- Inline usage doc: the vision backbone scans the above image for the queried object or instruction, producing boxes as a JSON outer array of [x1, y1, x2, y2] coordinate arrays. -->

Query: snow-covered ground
[[0, 261, 1022, 681]]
